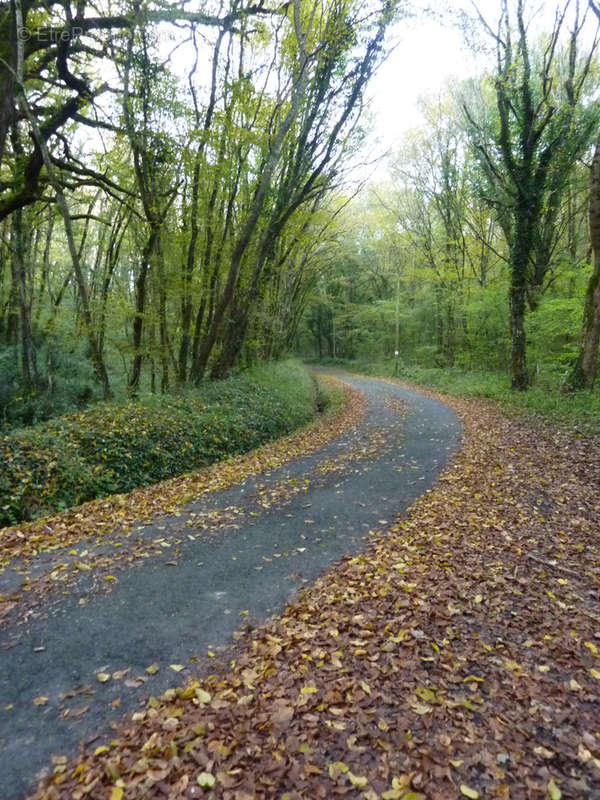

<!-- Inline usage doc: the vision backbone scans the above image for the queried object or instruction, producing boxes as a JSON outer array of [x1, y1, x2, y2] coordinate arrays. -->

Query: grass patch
[[318, 357, 600, 436], [0, 361, 327, 527]]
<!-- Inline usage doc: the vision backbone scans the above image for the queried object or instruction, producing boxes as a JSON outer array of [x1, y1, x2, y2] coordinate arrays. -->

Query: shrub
[[0, 361, 320, 526]]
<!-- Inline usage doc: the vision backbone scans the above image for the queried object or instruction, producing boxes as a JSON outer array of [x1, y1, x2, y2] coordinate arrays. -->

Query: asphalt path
[[0, 372, 461, 799]]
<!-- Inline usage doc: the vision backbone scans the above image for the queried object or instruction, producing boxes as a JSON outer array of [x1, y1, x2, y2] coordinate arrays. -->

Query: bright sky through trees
[[367, 0, 599, 159]]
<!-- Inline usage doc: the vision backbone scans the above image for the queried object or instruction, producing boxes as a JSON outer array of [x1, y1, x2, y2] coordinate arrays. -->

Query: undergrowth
[[0, 361, 333, 527]]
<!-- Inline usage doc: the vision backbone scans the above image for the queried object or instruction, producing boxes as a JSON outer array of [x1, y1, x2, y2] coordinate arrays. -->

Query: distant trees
[[298, 0, 600, 390]]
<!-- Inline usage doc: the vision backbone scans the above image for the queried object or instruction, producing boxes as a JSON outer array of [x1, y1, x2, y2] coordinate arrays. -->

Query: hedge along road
[[0, 371, 461, 799]]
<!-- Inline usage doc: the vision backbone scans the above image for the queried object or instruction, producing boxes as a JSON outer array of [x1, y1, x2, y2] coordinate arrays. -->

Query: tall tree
[[464, 0, 598, 388], [567, 134, 600, 388]]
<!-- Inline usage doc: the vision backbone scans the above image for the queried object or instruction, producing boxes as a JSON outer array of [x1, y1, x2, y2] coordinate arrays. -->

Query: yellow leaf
[[195, 689, 211, 704], [328, 761, 349, 779], [569, 678, 582, 691], [585, 641, 599, 657], [449, 759, 463, 767], [301, 686, 318, 694], [33, 696, 48, 706], [547, 778, 562, 799], [110, 789, 123, 800], [97, 673, 111, 683], [170, 664, 185, 672], [94, 746, 109, 755], [504, 660, 522, 672], [382, 777, 411, 800], [589, 668, 600, 680], [474, 595, 483, 604], [410, 701, 432, 714], [460, 786, 479, 799], [360, 681, 371, 695], [105, 576, 117, 582], [196, 772, 215, 788], [145, 663, 159, 675], [537, 665, 550, 673], [348, 772, 368, 787]]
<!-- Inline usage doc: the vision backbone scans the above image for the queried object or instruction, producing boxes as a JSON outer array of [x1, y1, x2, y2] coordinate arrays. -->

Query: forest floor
[[2, 370, 599, 800], [1, 372, 460, 799]]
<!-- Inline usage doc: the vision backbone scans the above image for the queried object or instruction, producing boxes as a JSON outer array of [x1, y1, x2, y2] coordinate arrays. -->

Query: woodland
[[299, 1, 600, 403], [3, 2, 600, 798], [1, 0, 600, 431]]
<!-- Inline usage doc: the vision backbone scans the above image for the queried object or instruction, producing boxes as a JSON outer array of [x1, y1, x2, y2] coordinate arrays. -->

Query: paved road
[[0, 372, 461, 799]]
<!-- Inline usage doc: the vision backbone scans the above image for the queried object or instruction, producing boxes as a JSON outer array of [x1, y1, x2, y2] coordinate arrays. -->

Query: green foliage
[[526, 296, 584, 376], [0, 361, 320, 527], [0, 340, 101, 429]]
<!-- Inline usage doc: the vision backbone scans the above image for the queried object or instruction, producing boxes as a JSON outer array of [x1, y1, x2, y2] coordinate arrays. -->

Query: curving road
[[0, 372, 460, 799]]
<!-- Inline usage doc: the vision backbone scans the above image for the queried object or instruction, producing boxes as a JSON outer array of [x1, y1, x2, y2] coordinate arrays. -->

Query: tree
[[0, 0, 268, 221], [567, 133, 600, 387], [464, 0, 598, 388]]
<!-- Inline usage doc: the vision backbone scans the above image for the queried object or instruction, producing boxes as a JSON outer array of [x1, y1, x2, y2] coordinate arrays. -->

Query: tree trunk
[[178, 155, 201, 386], [128, 230, 155, 397], [156, 235, 170, 393], [509, 281, 529, 389], [509, 203, 532, 390], [193, 3, 311, 382], [210, 305, 248, 379], [567, 137, 600, 389], [12, 208, 37, 386], [12, 0, 112, 399]]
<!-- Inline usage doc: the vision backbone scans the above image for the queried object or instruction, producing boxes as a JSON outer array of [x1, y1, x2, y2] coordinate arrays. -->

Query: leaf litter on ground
[[28, 380, 600, 798], [0, 378, 365, 625]]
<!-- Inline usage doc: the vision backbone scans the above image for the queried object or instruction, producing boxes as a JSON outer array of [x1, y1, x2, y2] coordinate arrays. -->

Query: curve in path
[[0, 372, 461, 799]]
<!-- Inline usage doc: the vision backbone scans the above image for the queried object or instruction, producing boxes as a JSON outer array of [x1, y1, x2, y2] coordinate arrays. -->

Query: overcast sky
[[368, 13, 473, 147], [361, 0, 599, 181]]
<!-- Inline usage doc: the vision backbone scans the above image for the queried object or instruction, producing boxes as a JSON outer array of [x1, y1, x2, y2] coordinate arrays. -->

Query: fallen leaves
[[547, 778, 562, 799], [32, 696, 48, 706], [196, 771, 215, 788], [26, 379, 600, 799], [0, 378, 365, 627], [194, 689, 211, 704]]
